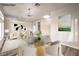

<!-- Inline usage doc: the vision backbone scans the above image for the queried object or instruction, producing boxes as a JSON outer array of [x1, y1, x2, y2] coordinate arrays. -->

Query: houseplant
[[34, 31, 42, 43]]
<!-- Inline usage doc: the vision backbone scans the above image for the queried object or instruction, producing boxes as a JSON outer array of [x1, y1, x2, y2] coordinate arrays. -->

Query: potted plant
[[34, 31, 42, 43]]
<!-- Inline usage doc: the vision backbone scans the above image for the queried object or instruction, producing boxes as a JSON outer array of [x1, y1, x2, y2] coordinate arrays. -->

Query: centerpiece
[[34, 31, 44, 47], [34, 31, 41, 42]]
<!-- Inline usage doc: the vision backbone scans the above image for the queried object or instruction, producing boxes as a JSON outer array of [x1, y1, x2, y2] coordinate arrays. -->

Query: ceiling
[[2, 3, 79, 21]]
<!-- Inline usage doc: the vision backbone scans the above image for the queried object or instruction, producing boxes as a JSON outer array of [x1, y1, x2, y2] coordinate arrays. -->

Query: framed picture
[[14, 24, 26, 31], [58, 14, 71, 31]]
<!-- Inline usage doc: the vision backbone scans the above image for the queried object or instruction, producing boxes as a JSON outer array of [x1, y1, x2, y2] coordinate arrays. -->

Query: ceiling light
[[43, 15, 50, 19], [26, 8, 32, 17]]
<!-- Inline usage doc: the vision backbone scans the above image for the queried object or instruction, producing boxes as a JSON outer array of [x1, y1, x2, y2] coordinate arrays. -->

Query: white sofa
[[21, 46, 36, 56]]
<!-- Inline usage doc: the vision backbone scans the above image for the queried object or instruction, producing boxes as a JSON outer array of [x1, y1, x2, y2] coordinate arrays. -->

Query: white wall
[[39, 6, 79, 42], [50, 6, 79, 42], [34, 20, 50, 35], [5, 17, 32, 30], [4, 17, 33, 39]]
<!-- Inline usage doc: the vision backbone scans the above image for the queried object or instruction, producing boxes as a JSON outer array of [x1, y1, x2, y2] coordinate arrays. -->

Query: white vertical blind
[[0, 10, 4, 40], [0, 23, 1, 39], [74, 18, 78, 42]]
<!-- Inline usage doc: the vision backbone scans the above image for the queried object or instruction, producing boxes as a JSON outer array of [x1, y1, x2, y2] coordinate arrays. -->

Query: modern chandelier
[[27, 3, 40, 17]]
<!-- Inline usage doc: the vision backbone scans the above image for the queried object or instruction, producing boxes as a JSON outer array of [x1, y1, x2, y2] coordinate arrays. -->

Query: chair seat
[[23, 46, 36, 56]]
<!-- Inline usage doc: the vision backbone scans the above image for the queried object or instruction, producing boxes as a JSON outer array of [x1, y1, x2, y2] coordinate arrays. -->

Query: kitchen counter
[[60, 42, 79, 56], [61, 42, 79, 50]]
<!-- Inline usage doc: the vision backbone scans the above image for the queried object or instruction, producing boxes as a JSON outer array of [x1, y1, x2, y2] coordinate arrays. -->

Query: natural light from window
[[0, 10, 4, 40]]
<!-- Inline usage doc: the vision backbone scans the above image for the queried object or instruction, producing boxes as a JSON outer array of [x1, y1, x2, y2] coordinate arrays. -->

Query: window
[[0, 10, 4, 40]]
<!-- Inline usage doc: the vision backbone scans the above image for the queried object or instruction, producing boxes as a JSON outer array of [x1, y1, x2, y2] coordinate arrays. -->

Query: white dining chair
[[21, 45, 36, 56]]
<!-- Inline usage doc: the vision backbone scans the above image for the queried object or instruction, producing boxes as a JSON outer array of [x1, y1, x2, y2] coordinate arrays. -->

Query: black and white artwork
[[14, 24, 26, 31], [14, 24, 17, 27]]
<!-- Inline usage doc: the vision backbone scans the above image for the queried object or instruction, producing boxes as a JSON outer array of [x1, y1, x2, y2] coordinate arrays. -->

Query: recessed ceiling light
[[43, 15, 50, 19]]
